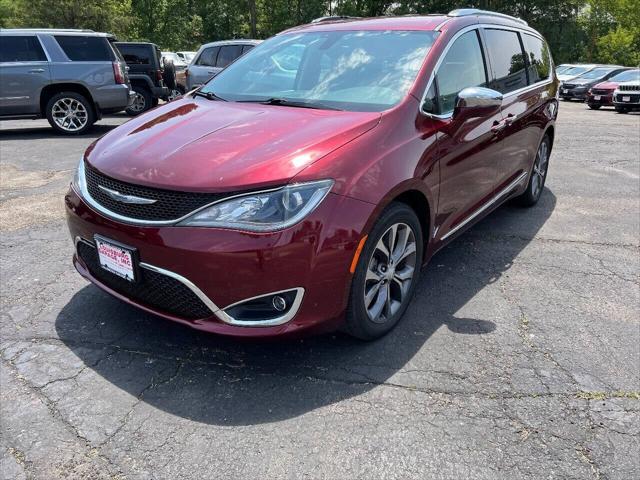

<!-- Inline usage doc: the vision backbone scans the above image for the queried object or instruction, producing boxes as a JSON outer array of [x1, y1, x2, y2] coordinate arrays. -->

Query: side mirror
[[453, 87, 503, 118]]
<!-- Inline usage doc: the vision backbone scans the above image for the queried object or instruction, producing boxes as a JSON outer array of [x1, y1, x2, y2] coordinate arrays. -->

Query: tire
[[45, 92, 95, 135], [344, 202, 424, 340], [615, 106, 629, 114], [167, 88, 183, 102], [588, 104, 601, 110], [162, 61, 177, 90], [126, 86, 152, 116], [517, 134, 551, 207]]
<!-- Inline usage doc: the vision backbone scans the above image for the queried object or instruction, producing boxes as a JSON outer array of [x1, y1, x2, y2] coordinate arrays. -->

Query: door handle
[[504, 113, 517, 125], [491, 119, 506, 133], [29, 68, 45, 73]]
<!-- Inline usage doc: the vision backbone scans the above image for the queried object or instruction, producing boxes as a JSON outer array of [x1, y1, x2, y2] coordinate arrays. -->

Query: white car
[[557, 64, 598, 82], [176, 51, 196, 63], [612, 81, 640, 113]]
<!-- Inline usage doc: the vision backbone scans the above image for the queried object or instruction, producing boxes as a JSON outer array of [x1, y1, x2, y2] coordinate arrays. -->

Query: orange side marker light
[[349, 235, 368, 274]]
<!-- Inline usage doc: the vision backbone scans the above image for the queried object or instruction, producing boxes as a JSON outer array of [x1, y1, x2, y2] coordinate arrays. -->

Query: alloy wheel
[[531, 140, 549, 199], [51, 98, 88, 132], [167, 89, 182, 101], [363, 222, 417, 323], [130, 93, 146, 113]]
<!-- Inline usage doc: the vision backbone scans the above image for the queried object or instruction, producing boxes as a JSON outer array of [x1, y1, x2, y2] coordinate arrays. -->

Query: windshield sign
[[201, 30, 438, 112]]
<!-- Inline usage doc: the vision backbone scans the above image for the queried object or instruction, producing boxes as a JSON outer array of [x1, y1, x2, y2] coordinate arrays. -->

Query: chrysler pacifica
[[66, 9, 558, 340]]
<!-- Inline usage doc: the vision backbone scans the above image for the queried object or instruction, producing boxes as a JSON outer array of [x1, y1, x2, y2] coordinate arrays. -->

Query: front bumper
[[613, 92, 640, 108], [586, 91, 614, 106], [65, 186, 375, 337], [560, 87, 588, 100]]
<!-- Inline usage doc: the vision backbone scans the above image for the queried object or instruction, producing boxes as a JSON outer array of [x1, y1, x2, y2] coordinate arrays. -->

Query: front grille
[[591, 89, 609, 95], [77, 241, 213, 319], [615, 93, 640, 102], [563, 84, 576, 89], [619, 84, 640, 92], [84, 162, 229, 221]]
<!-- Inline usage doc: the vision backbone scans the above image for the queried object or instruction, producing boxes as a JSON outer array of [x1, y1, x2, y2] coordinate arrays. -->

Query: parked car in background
[[176, 51, 196, 63], [586, 69, 640, 109], [186, 40, 260, 89], [66, 10, 558, 340], [555, 64, 575, 75], [560, 66, 628, 101], [161, 51, 188, 99], [0, 28, 132, 134], [613, 80, 640, 113], [557, 64, 597, 82], [114, 42, 172, 115]]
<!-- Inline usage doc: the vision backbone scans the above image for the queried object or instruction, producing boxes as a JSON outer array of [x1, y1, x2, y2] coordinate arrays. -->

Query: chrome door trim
[[440, 171, 528, 241]]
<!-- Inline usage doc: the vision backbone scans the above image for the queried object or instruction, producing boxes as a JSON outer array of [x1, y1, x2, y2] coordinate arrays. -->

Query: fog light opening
[[222, 288, 303, 325]]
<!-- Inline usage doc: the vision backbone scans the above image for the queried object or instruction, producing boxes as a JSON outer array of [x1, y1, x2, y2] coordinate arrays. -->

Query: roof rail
[[311, 16, 360, 23], [448, 8, 528, 26], [0, 28, 96, 33]]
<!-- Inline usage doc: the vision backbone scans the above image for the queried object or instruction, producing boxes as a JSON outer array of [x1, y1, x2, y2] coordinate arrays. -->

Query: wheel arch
[[40, 83, 96, 115]]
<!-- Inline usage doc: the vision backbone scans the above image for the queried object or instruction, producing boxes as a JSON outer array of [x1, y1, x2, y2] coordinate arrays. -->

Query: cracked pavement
[[1, 102, 639, 479]]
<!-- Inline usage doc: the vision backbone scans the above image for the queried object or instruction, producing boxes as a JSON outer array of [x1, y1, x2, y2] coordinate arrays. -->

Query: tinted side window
[[55, 36, 112, 61], [241, 45, 254, 55], [484, 29, 528, 94], [196, 47, 219, 66], [217, 45, 243, 68], [435, 30, 487, 114], [521, 34, 551, 84], [0, 36, 47, 62], [117, 45, 152, 65]]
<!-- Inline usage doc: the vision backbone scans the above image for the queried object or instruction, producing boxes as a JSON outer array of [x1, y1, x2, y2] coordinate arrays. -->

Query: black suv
[[114, 42, 174, 115]]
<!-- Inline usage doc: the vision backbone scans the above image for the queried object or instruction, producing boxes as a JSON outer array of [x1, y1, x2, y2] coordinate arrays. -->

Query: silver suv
[[186, 40, 260, 90], [0, 29, 133, 134]]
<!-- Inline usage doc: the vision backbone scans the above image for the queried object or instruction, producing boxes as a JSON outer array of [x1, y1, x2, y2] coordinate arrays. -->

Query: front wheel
[[615, 106, 629, 114], [588, 104, 601, 110], [345, 203, 423, 340], [516, 134, 551, 207]]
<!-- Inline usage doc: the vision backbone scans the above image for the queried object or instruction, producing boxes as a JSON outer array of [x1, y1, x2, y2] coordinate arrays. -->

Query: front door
[[426, 29, 503, 242]]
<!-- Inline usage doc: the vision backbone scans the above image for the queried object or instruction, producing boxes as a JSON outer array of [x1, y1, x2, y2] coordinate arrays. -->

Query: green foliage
[[1, 0, 637, 65]]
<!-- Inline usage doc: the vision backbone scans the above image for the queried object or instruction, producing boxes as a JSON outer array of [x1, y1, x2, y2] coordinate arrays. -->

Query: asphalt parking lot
[[1, 101, 638, 479]]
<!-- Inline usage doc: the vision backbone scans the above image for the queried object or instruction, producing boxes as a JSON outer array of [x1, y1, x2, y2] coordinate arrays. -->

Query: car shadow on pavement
[[0, 123, 119, 141], [55, 190, 556, 426]]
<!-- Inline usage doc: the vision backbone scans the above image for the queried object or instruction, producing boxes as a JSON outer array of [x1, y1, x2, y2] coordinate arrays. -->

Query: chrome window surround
[[75, 237, 304, 327], [440, 171, 528, 241], [419, 24, 554, 119], [72, 160, 330, 229]]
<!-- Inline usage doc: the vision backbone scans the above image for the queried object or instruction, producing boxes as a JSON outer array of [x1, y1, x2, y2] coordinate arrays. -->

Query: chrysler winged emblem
[[98, 185, 157, 205]]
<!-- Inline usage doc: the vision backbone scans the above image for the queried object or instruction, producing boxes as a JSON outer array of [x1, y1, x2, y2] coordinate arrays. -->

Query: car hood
[[593, 81, 617, 90], [86, 97, 381, 191], [567, 78, 596, 86]]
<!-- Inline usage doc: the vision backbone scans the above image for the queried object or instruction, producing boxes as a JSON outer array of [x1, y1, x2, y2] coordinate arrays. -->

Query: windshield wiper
[[236, 97, 343, 111], [193, 90, 227, 101]]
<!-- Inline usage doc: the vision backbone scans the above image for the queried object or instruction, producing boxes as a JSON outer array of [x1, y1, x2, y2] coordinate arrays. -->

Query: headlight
[[72, 157, 86, 194], [178, 179, 334, 231]]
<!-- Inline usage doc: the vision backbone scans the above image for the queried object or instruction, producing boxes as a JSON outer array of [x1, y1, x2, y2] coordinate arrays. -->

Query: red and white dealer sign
[[96, 237, 135, 281]]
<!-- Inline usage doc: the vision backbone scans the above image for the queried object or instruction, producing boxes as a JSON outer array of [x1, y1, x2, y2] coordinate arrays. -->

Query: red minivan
[[66, 9, 558, 340]]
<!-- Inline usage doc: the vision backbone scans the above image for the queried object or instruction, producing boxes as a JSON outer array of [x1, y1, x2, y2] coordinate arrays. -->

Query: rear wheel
[[517, 134, 551, 207], [126, 86, 152, 116], [588, 104, 601, 110], [345, 203, 423, 340], [45, 92, 95, 135]]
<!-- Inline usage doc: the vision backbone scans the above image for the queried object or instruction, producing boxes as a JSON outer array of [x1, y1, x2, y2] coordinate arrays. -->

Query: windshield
[[556, 65, 573, 74], [610, 69, 640, 82], [201, 30, 438, 112], [564, 66, 591, 76], [163, 52, 182, 63], [180, 52, 196, 62], [577, 68, 614, 80]]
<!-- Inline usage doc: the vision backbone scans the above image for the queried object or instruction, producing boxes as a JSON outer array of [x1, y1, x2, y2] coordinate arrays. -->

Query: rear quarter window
[[55, 35, 113, 61], [196, 47, 219, 66], [521, 34, 551, 84], [0, 36, 47, 62], [484, 29, 528, 94], [217, 45, 243, 68]]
